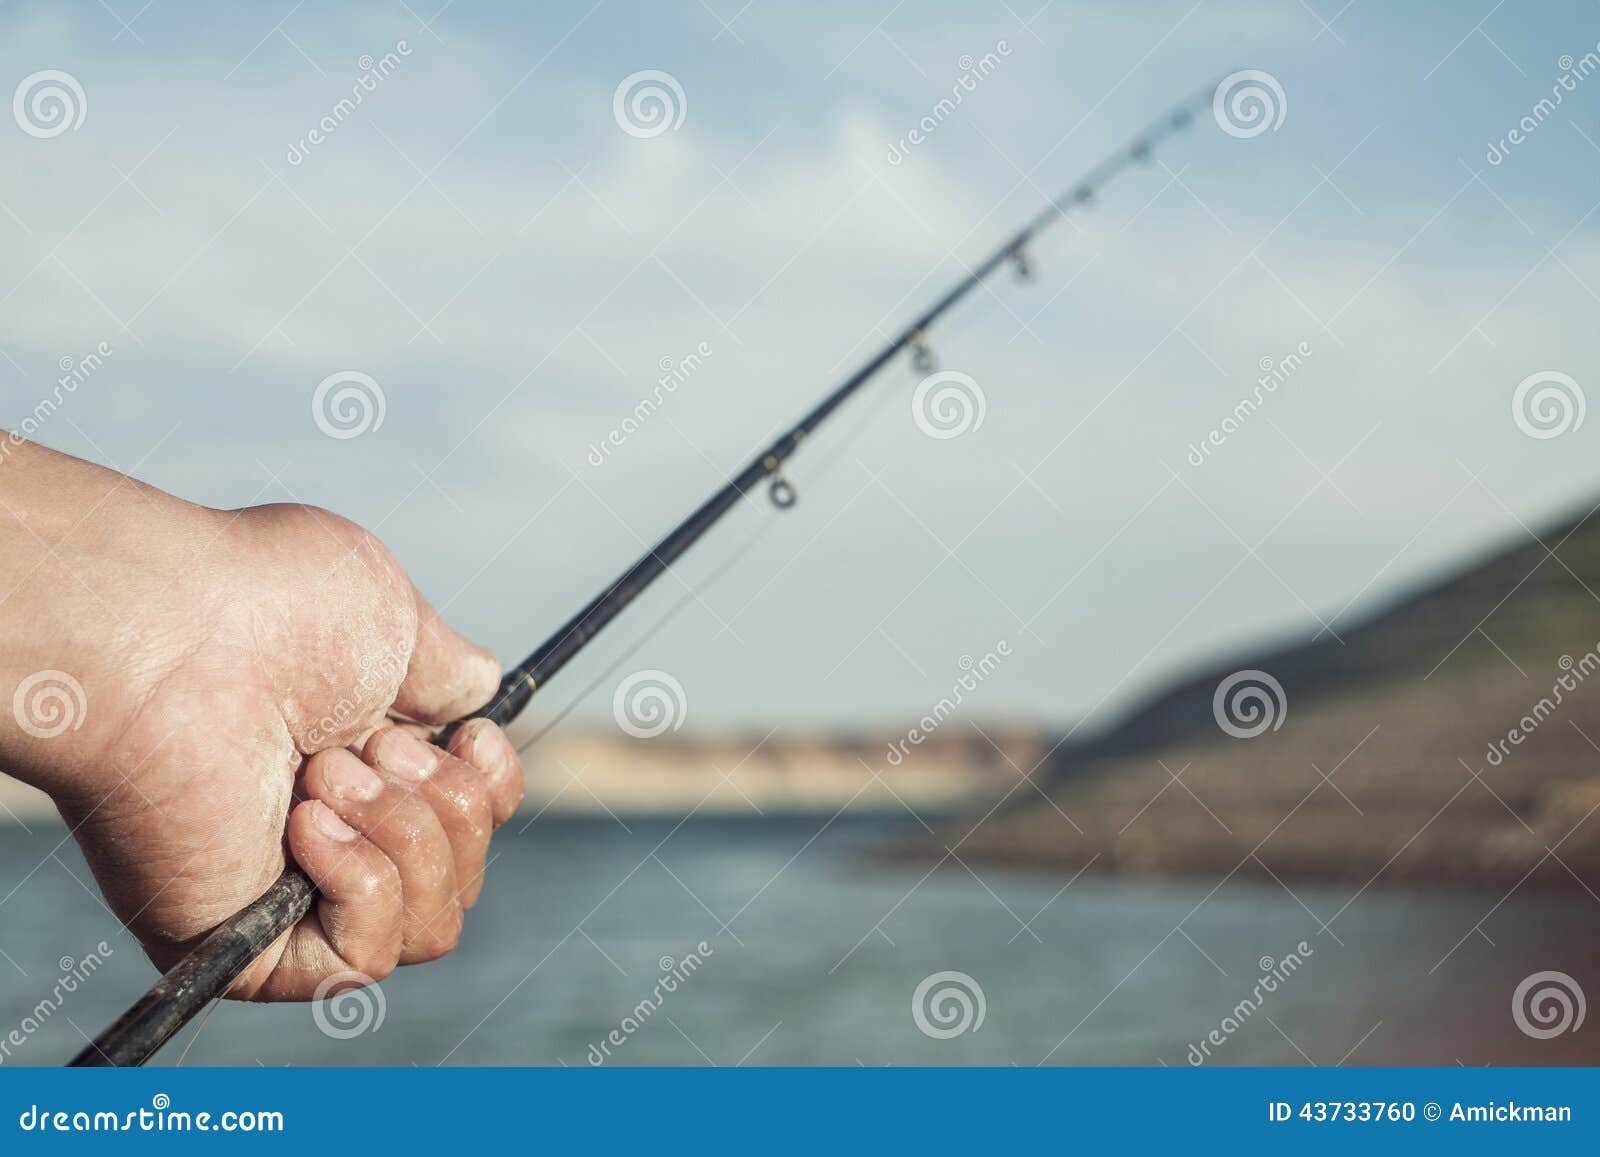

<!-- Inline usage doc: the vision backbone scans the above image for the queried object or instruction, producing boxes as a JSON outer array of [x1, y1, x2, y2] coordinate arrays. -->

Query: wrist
[[0, 528, 101, 797]]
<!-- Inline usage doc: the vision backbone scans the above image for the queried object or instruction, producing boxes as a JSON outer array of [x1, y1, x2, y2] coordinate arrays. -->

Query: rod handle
[[68, 869, 315, 1066]]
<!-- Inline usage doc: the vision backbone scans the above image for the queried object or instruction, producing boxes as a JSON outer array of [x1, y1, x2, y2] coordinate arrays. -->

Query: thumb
[[393, 586, 503, 724]]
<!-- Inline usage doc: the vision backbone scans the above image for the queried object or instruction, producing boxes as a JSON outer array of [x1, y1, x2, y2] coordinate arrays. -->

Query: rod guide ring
[[768, 476, 797, 509]]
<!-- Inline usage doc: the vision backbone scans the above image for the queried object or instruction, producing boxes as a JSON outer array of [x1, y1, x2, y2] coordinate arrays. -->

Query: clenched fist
[[0, 436, 524, 999]]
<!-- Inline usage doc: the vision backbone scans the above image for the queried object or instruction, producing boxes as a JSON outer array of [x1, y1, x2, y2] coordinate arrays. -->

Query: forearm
[[0, 435, 217, 799], [0, 433, 200, 545]]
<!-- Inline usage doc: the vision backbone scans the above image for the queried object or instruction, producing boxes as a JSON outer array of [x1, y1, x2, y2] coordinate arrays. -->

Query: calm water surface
[[1, 817, 1595, 1067]]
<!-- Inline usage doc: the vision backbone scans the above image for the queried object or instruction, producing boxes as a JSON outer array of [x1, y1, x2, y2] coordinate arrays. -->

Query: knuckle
[[408, 905, 464, 962], [397, 816, 433, 848], [349, 949, 398, 984], [351, 864, 397, 903], [378, 800, 432, 847], [489, 756, 528, 824], [447, 776, 493, 834], [506, 762, 528, 808]]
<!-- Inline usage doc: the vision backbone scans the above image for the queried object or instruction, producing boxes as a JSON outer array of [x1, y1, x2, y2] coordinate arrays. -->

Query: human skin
[[0, 435, 524, 1000]]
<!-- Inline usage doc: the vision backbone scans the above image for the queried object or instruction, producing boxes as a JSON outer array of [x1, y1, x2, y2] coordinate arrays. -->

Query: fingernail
[[376, 729, 439, 781], [485, 724, 517, 770], [310, 800, 360, 843], [461, 719, 493, 767], [325, 753, 384, 802]]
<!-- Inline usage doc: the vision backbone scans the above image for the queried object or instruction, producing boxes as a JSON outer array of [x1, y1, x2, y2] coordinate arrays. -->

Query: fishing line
[[171, 995, 222, 1067], [516, 343, 914, 756], [515, 515, 779, 754], [70, 86, 1214, 1066]]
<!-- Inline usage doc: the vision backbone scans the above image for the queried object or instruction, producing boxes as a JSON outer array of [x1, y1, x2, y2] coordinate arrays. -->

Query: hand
[[0, 437, 525, 998]]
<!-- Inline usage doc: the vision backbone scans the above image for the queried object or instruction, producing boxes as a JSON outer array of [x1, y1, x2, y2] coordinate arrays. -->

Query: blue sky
[[3, 0, 1600, 735]]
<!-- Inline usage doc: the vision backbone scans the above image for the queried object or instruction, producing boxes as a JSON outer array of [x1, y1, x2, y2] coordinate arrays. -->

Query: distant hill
[[510, 727, 1041, 817], [933, 497, 1600, 887]]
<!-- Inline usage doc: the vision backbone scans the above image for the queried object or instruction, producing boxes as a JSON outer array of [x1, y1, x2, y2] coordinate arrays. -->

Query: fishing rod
[[70, 87, 1211, 1067]]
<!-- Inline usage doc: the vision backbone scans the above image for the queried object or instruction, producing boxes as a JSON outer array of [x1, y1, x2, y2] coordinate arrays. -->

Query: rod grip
[[68, 869, 315, 1066]]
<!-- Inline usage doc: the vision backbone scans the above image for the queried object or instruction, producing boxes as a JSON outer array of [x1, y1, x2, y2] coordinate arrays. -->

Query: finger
[[366, 729, 493, 908], [349, 717, 430, 757], [285, 801, 403, 986], [445, 717, 526, 827], [229, 800, 404, 1002], [392, 586, 502, 724], [305, 745, 463, 965]]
